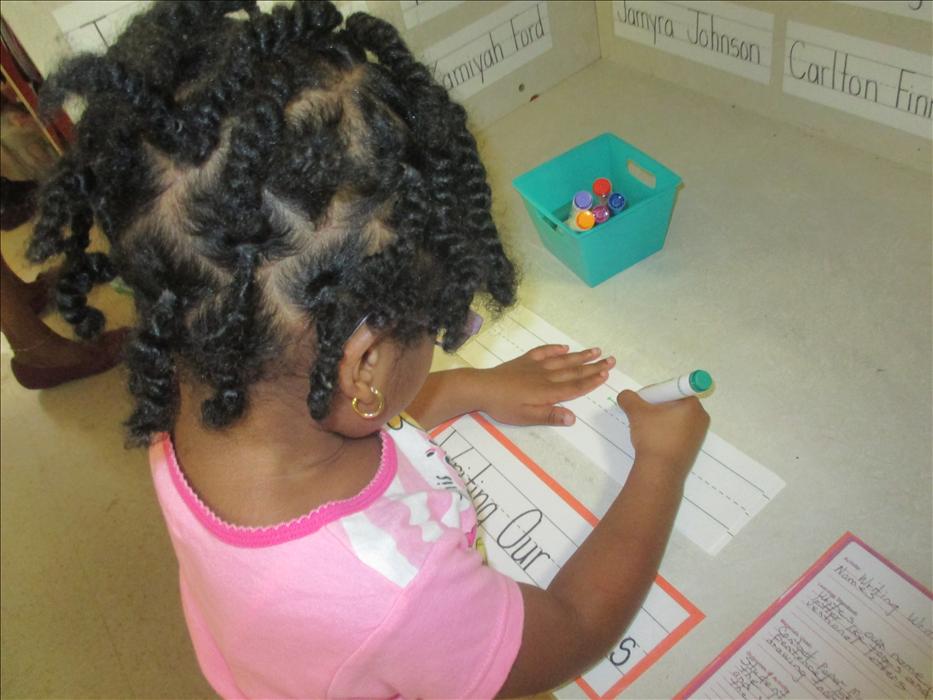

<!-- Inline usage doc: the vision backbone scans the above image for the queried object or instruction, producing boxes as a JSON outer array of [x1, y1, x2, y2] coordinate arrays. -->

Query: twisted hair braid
[[170, 0, 343, 164], [26, 160, 88, 262], [55, 206, 116, 339], [126, 289, 182, 438], [30, 0, 517, 446], [345, 12, 516, 349], [196, 247, 263, 427], [108, 1, 258, 91]]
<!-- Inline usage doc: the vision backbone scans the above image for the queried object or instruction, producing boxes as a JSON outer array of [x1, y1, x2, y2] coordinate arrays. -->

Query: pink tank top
[[148, 416, 523, 699]]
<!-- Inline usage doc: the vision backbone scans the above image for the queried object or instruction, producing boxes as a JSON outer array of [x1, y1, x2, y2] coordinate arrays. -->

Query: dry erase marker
[[572, 190, 594, 212], [593, 178, 612, 206], [565, 190, 594, 228], [568, 208, 596, 232], [592, 205, 610, 225], [608, 192, 626, 215], [638, 370, 713, 403]]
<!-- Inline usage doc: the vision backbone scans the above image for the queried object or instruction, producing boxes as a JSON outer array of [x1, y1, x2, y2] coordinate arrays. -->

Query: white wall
[[4, 0, 929, 166], [596, 0, 933, 170], [1, 0, 601, 130]]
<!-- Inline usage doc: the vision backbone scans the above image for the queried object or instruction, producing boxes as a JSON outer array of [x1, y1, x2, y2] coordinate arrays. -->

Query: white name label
[[836, 0, 933, 22], [784, 22, 933, 139], [399, 0, 463, 29], [421, 0, 552, 101], [612, 0, 774, 84]]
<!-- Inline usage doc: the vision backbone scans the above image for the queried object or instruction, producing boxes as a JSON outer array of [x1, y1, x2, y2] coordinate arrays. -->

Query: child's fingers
[[519, 403, 576, 427], [546, 356, 614, 383], [616, 389, 645, 414], [539, 347, 602, 370], [543, 369, 609, 404], [525, 344, 570, 361]]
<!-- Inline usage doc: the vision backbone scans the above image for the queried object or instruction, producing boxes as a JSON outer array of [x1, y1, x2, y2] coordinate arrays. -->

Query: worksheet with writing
[[431, 413, 704, 699], [678, 532, 933, 699], [455, 305, 785, 555]]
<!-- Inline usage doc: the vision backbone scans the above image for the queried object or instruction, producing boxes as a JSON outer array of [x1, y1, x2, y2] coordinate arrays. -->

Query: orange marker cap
[[575, 209, 596, 230], [593, 178, 612, 197]]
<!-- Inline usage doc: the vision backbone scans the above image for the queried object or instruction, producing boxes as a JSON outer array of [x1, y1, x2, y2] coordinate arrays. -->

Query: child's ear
[[336, 322, 382, 401]]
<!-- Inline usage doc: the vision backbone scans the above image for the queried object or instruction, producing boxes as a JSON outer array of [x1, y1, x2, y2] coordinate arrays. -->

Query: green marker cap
[[689, 370, 713, 393]]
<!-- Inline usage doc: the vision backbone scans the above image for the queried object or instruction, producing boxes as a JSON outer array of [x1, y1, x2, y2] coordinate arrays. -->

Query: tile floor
[[1, 222, 215, 698]]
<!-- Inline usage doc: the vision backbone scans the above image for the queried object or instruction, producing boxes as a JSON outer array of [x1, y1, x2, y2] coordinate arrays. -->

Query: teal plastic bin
[[512, 133, 682, 286]]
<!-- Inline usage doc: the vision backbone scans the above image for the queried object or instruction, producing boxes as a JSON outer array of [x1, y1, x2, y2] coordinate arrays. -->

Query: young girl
[[29, 2, 709, 697]]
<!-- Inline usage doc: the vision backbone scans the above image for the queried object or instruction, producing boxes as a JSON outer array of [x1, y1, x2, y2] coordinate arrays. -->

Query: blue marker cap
[[608, 192, 626, 214], [573, 190, 594, 210]]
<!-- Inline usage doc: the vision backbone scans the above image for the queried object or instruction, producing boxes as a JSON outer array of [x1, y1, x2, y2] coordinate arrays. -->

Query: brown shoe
[[0, 178, 38, 231], [24, 269, 58, 315], [9, 328, 129, 389]]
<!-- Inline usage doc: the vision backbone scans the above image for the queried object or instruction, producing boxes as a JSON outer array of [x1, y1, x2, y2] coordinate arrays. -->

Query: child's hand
[[616, 390, 710, 480], [478, 345, 613, 427]]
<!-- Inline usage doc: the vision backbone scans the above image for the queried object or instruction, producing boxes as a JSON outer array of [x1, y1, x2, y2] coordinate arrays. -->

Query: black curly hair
[[28, 0, 517, 446]]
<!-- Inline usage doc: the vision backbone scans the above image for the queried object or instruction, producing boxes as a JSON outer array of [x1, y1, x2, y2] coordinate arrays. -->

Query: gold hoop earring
[[351, 386, 385, 419]]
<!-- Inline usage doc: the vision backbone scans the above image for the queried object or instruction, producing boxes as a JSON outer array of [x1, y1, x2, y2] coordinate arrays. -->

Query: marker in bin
[[608, 192, 626, 215], [592, 205, 610, 225], [566, 191, 595, 231], [593, 177, 612, 206], [567, 208, 596, 232], [565, 190, 593, 225]]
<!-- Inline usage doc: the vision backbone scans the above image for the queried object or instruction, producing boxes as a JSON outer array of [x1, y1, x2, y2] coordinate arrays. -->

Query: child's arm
[[497, 391, 710, 698], [406, 345, 613, 430]]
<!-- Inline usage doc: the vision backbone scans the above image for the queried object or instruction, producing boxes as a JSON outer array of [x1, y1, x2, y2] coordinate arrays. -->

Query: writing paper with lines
[[455, 305, 785, 555], [431, 413, 703, 700], [678, 532, 933, 699]]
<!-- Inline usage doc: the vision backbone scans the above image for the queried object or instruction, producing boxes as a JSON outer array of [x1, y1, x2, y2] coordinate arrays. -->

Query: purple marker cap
[[573, 190, 594, 210], [592, 205, 610, 224], [608, 192, 626, 213]]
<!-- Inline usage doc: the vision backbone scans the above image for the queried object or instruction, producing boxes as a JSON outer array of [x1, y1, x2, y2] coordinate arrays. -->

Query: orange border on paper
[[431, 412, 705, 699]]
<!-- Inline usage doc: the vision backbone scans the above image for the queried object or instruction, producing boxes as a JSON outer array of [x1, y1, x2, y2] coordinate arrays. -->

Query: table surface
[[432, 58, 933, 698]]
